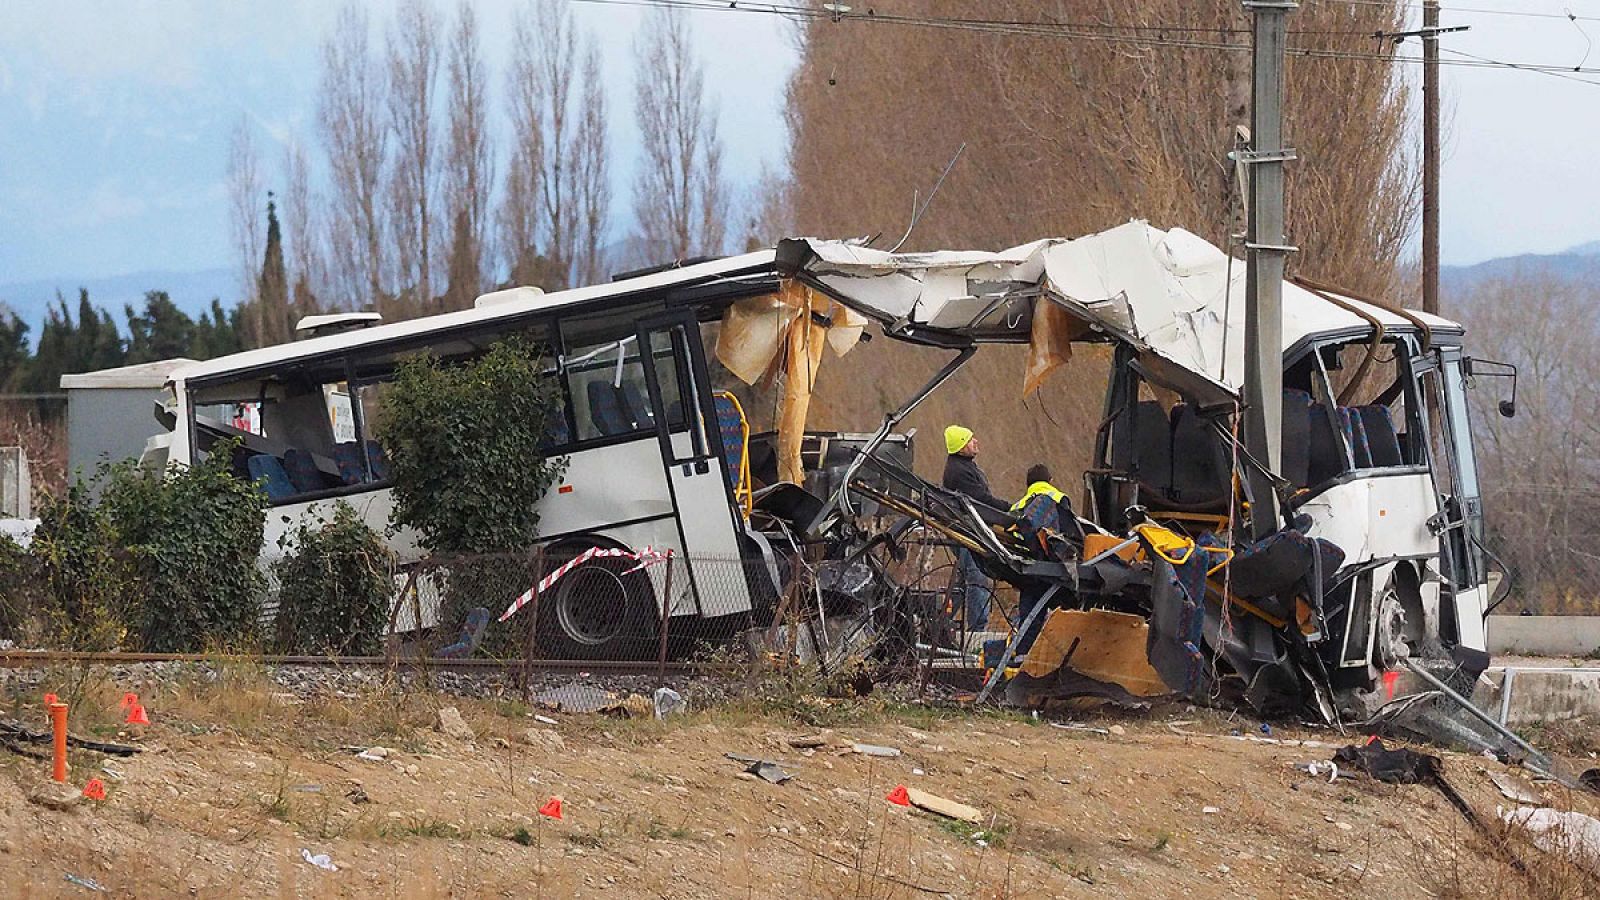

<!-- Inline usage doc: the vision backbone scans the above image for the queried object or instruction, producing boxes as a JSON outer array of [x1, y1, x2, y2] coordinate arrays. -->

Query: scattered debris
[[745, 760, 793, 784], [533, 682, 615, 714], [1500, 807, 1600, 875], [725, 751, 797, 781], [1292, 761, 1339, 783], [533, 714, 559, 726], [355, 747, 392, 762], [851, 742, 901, 758], [786, 734, 830, 749], [435, 706, 476, 742], [300, 848, 338, 872], [653, 687, 686, 719], [903, 787, 981, 824], [600, 694, 654, 719], [63, 874, 106, 892], [1202, 806, 1221, 815], [1, 721, 140, 756], [1333, 741, 1440, 785], [1049, 723, 1109, 736], [1488, 771, 1543, 805], [345, 787, 371, 805]]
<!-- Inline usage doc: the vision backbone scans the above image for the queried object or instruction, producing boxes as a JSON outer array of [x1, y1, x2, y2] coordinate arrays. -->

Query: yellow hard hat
[[944, 425, 974, 455]]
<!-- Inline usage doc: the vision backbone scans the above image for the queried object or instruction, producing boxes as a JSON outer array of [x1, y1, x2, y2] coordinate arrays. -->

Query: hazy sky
[[0, 0, 1594, 291]]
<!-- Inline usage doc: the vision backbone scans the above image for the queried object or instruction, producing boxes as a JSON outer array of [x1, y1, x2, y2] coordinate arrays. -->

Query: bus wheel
[[537, 548, 655, 661]]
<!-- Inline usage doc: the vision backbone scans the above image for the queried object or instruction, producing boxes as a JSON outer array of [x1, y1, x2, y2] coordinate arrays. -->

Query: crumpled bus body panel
[[779, 220, 1459, 407]]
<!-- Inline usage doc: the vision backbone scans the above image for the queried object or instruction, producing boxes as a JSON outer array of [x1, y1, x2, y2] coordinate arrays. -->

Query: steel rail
[[0, 650, 709, 675]]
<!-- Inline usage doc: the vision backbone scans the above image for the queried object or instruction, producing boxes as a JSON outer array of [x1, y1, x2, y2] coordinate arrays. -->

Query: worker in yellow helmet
[[942, 425, 1007, 632], [1009, 463, 1072, 655], [1010, 463, 1066, 515]]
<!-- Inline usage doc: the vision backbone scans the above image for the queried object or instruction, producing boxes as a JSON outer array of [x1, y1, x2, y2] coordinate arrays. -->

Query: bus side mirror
[[1464, 357, 1518, 419]]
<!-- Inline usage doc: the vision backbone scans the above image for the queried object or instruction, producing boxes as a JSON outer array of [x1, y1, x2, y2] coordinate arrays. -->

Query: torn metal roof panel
[[781, 221, 1461, 402]]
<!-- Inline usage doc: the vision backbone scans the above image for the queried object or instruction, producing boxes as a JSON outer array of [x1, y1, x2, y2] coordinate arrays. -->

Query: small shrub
[[0, 534, 43, 641], [26, 482, 132, 649], [378, 337, 566, 654], [101, 439, 267, 651], [273, 503, 394, 655], [377, 336, 567, 555]]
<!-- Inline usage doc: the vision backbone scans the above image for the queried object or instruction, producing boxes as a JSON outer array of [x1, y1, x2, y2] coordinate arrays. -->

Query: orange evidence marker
[[885, 785, 911, 807], [82, 778, 107, 801], [126, 703, 151, 727], [537, 796, 564, 820], [43, 692, 58, 705], [120, 692, 138, 711]]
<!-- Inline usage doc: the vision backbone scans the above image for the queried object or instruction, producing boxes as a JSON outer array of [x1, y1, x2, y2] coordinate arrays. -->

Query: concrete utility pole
[[1422, 0, 1441, 314], [1240, 0, 1297, 539]]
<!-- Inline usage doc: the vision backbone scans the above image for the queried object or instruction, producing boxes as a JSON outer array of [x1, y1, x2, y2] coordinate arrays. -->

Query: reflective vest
[[1011, 480, 1065, 513]]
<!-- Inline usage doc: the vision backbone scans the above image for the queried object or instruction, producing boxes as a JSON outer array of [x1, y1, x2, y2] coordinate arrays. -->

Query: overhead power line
[[1335, 0, 1600, 26], [568, 0, 1600, 86]]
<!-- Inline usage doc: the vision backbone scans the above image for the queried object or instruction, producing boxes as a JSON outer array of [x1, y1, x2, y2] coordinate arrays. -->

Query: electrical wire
[[567, 0, 1600, 85], [1333, 0, 1600, 26]]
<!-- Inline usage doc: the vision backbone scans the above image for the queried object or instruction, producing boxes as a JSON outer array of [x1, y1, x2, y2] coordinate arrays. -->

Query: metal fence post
[[656, 555, 675, 681], [522, 549, 545, 699]]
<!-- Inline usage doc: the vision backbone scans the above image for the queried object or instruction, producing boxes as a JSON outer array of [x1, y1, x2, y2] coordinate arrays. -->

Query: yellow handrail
[[714, 390, 754, 518]]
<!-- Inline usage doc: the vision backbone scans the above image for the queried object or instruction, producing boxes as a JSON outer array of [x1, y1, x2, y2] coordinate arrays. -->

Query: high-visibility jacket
[[1011, 480, 1066, 513]]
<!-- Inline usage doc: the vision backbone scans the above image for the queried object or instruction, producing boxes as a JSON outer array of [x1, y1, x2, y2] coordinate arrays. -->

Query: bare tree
[[281, 140, 323, 313], [1456, 268, 1600, 613], [386, 0, 443, 313], [318, 3, 389, 314], [226, 118, 264, 334], [501, 3, 545, 287], [573, 43, 611, 285], [441, 0, 492, 310], [781, 1, 1418, 489], [633, 6, 728, 261], [534, 0, 579, 287]]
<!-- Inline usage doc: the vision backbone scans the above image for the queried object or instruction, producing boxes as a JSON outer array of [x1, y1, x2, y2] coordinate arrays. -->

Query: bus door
[[636, 312, 752, 617]]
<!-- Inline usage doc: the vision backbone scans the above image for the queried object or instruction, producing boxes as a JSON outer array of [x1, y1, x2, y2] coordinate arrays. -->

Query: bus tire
[[536, 545, 656, 661]]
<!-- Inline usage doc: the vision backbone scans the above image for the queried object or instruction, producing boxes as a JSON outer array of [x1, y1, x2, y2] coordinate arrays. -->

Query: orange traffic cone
[[885, 785, 911, 807], [537, 796, 563, 820], [126, 703, 150, 727], [82, 778, 107, 801], [120, 692, 138, 711]]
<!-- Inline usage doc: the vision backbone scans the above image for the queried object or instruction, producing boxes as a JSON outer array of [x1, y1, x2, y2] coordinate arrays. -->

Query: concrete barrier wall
[[1488, 615, 1600, 658]]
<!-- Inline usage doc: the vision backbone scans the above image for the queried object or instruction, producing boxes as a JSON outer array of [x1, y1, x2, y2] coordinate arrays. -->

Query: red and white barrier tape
[[497, 546, 674, 622]]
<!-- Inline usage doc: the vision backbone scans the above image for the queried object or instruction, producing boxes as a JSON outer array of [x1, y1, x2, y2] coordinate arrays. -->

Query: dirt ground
[[1, 663, 1596, 899]]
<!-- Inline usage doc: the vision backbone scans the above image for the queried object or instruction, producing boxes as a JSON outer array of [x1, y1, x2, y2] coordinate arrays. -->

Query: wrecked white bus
[[145, 219, 1510, 719], [774, 221, 1514, 718], [148, 254, 836, 658]]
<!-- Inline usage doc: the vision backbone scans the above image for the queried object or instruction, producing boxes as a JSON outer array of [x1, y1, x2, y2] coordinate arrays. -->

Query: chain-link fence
[[2, 527, 1041, 696]]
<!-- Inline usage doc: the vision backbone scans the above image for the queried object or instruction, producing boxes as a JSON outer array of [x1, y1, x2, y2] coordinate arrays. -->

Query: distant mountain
[[1441, 240, 1600, 295], [0, 267, 235, 335]]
